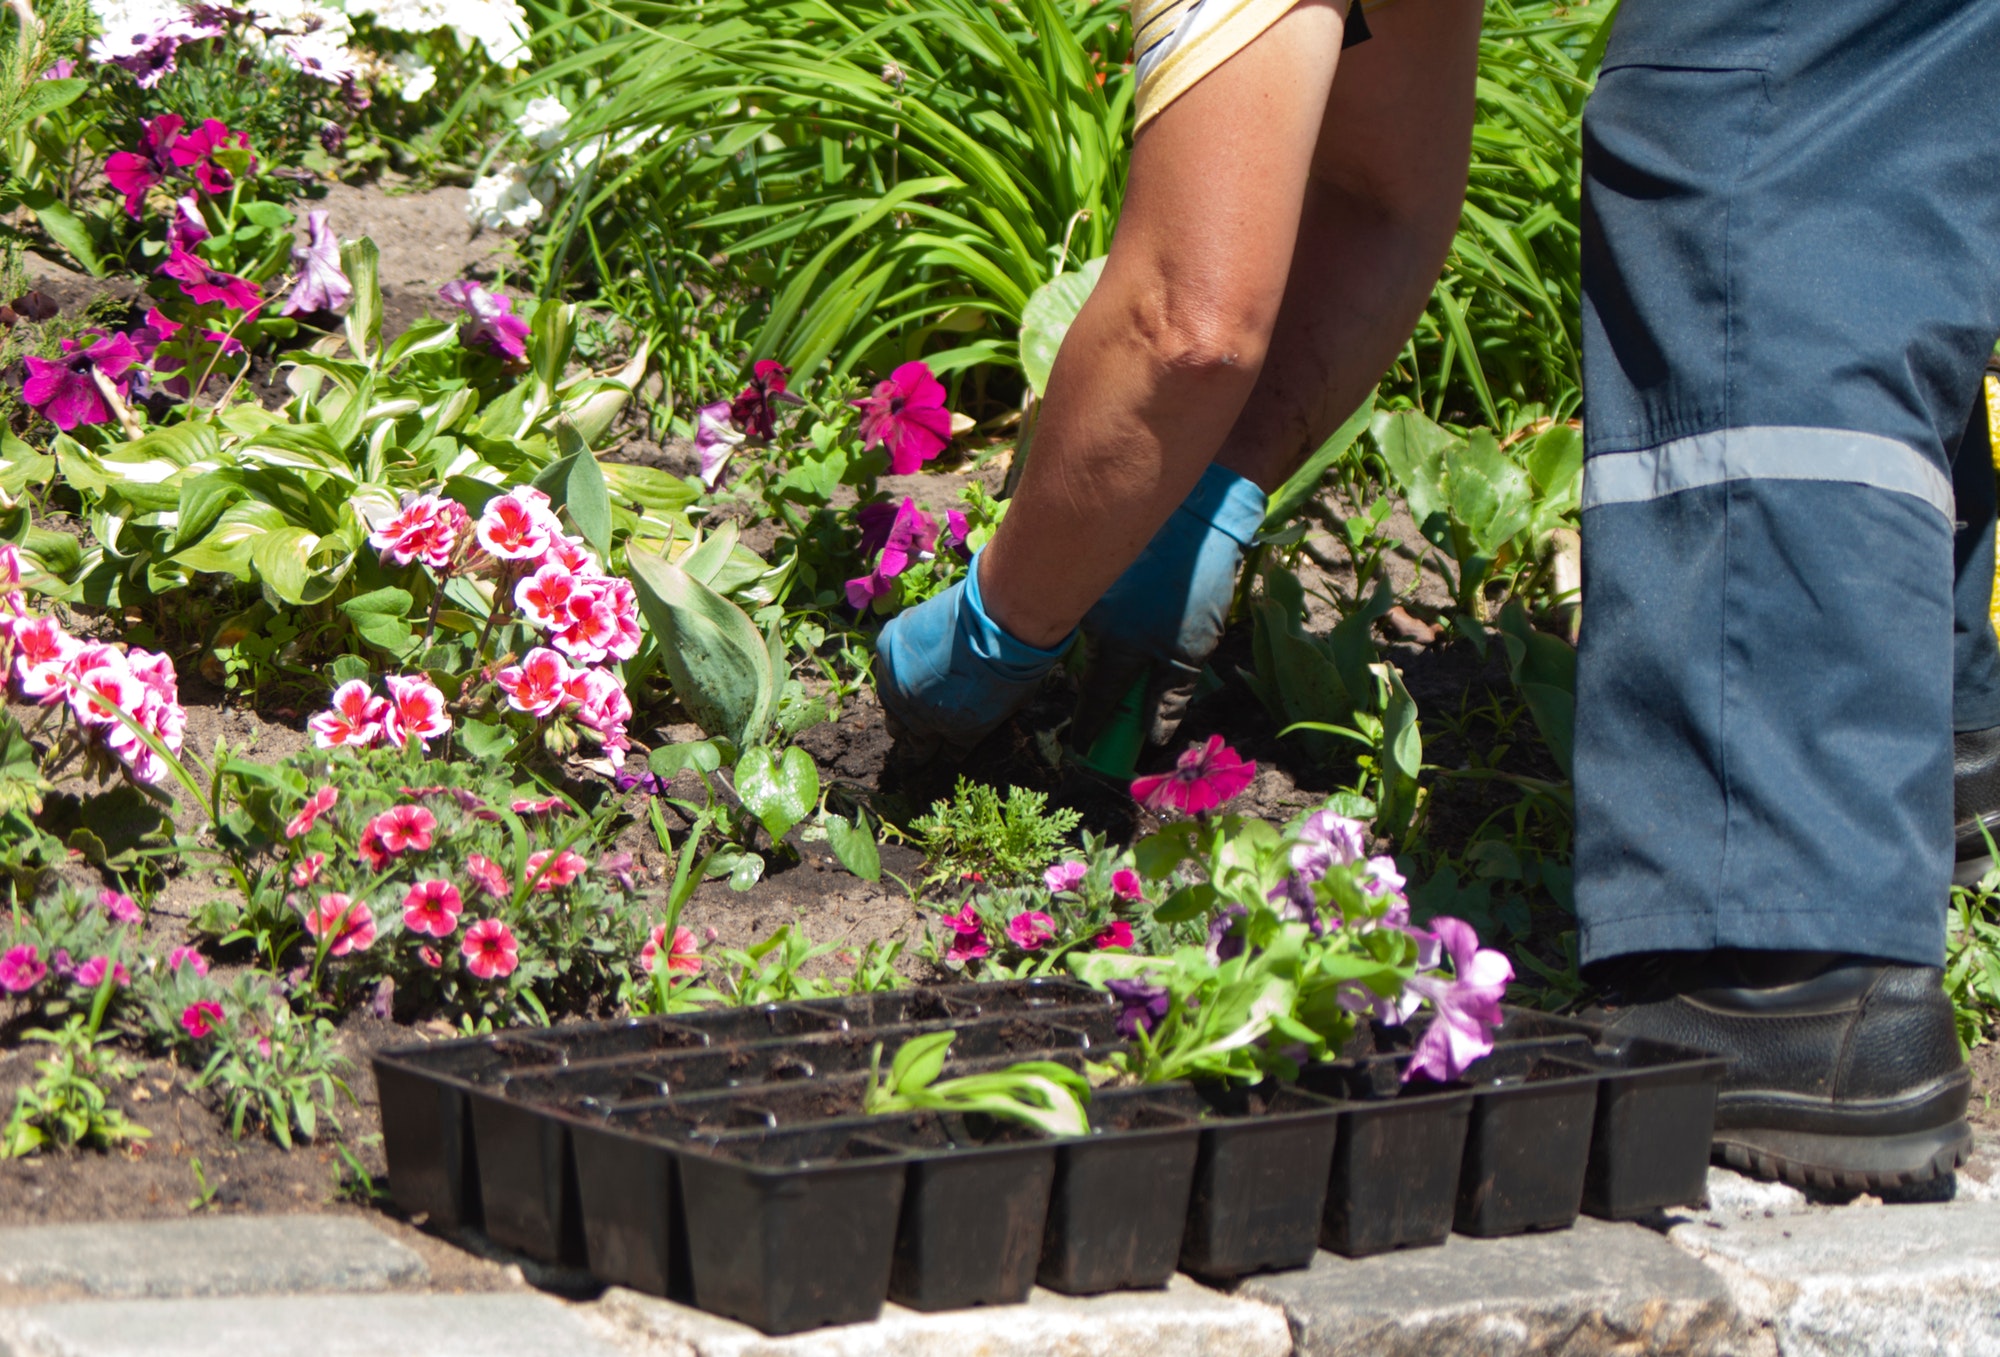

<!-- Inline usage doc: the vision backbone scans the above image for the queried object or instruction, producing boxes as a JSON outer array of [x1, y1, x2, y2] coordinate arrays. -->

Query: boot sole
[[1713, 1119, 1973, 1195]]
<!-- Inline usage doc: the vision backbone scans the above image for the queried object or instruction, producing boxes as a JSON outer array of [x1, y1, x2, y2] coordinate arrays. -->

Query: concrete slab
[[1668, 1200, 2000, 1357], [1240, 1219, 1763, 1357], [0, 1291, 620, 1357], [591, 1275, 1293, 1357], [0, 1216, 426, 1300]]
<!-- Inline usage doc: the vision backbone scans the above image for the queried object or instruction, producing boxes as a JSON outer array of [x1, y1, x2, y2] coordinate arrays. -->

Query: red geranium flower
[[1130, 735, 1256, 816], [853, 360, 952, 474]]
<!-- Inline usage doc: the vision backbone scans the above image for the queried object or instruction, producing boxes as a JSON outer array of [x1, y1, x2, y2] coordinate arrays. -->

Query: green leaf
[[248, 526, 321, 606], [531, 427, 613, 559], [1153, 882, 1217, 925], [340, 586, 416, 656], [0, 713, 49, 815], [460, 718, 518, 761], [735, 745, 819, 842], [824, 809, 881, 882], [889, 1030, 957, 1094], [1132, 823, 1197, 880], [1263, 399, 1375, 532], [627, 548, 775, 747], [341, 238, 382, 362], [648, 740, 724, 779], [1018, 256, 1106, 398], [18, 188, 100, 275], [329, 654, 370, 687]]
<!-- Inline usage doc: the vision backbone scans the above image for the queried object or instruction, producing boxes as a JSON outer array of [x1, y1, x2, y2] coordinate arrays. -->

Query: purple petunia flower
[[1105, 978, 1170, 1040], [695, 399, 745, 487], [1404, 917, 1513, 1083], [438, 279, 530, 361], [1205, 903, 1248, 964], [281, 210, 351, 316], [159, 246, 261, 311], [21, 332, 142, 430]]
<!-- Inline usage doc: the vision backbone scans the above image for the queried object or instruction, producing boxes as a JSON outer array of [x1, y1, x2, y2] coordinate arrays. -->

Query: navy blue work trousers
[[1574, 0, 2000, 966]]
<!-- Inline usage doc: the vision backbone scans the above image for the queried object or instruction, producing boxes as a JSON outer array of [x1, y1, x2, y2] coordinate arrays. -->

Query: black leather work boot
[[1956, 726, 2000, 886], [1585, 951, 1971, 1194]]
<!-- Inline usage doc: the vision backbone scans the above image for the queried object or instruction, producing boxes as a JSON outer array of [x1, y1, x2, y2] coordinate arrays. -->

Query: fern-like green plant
[[911, 778, 1081, 886]]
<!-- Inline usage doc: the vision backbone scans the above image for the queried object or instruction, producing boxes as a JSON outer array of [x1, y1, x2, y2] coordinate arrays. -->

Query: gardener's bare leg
[[1216, 0, 1485, 489], [976, 1, 1348, 649]]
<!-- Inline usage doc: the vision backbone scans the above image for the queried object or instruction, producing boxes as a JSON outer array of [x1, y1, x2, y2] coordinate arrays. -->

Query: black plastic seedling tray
[[673, 1125, 910, 1334], [1453, 1050, 1602, 1236], [1036, 1087, 1202, 1296], [1130, 1083, 1344, 1279], [470, 1017, 1102, 1262], [1489, 1009, 1727, 1218], [1299, 1054, 1475, 1257], [793, 976, 1115, 1030]]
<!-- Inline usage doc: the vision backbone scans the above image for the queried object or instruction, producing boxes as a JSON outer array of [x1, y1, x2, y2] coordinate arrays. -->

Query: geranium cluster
[[0, 546, 187, 787], [364, 485, 638, 758], [308, 673, 451, 751], [845, 496, 970, 612]]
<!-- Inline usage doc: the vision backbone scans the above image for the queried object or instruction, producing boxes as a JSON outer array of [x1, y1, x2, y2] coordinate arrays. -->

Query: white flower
[[451, 0, 528, 68], [246, 0, 352, 38], [387, 49, 435, 100], [277, 29, 358, 82], [466, 162, 544, 230], [515, 95, 570, 149]]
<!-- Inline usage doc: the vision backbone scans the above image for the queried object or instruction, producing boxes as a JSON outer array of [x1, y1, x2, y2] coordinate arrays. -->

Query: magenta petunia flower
[[1111, 868, 1144, 902], [166, 945, 208, 976], [168, 194, 209, 252], [728, 360, 795, 441], [845, 498, 940, 612], [438, 279, 530, 361], [1094, 920, 1135, 950], [1131, 735, 1256, 816], [71, 955, 130, 988], [281, 210, 351, 316], [853, 360, 952, 474], [940, 903, 989, 963], [1404, 917, 1514, 1083], [0, 944, 46, 992], [21, 332, 142, 431], [462, 918, 520, 980], [98, 889, 141, 924], [180, 999, 224, 1039], [158, 246, 261, 311], [1006, 911, 1056, 950], [97, 19, 218, 89], [169, 118, 255, 195], [1291, 809, 1368, 879], [103, 115, 183, 217]]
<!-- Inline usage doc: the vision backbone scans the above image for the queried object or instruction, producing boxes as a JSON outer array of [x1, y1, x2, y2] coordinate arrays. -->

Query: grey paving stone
[[0, 1216, 426, 1300], [1699, 1166, 1809, 1218], [1668, 1200, 2000, 1357], [1239, 1218, 1764, 1357], [593, 1276, 1293, 1357], [0, 1292, 621, 1357]]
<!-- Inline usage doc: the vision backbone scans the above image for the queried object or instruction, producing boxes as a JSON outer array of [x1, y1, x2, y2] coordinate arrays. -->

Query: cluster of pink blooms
[[694, 358, 952, 488], [939, 859, 1140, 964], [845, 496, 969, 611], [0, 547, 188, 787], [309, 674, 452, 751], [0, 892, 168, 998], [361, 486, 639, 757]]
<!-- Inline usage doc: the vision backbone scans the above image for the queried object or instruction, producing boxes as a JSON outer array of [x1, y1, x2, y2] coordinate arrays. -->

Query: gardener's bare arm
[[977, 0, 1349, 649]]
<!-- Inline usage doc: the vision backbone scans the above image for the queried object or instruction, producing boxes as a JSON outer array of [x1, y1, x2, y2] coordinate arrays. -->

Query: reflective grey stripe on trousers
[[1573, 0, 2000, 968]]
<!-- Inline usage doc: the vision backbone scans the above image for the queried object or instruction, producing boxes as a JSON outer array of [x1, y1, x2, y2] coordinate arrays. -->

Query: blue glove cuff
[[1181, 463, 1268, 547], [965, 550, 1073, 679]]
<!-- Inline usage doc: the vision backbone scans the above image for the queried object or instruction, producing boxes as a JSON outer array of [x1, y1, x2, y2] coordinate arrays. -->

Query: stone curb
[[0, 1216, 428, 1301]]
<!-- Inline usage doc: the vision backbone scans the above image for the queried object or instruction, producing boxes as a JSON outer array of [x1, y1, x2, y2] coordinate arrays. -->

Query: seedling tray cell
[[642, 1003, 852, 1044], [1454, 1052, 1602, 1237], [675, 1127, 909, 1335], [1037, 1088, 1201, 1296], [1300, 1055, 1474, 1257]]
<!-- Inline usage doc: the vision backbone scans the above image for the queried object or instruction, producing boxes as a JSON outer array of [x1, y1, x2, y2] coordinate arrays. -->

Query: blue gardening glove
[[1073, 463, 1268, 753], [875, 549, 1073, 760]]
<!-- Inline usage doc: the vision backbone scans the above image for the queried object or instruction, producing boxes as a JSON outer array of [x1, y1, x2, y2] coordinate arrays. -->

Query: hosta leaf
[[627, 548, 775, 748], [248, 526, 321, 605], [1019, 256, 1105, 399]]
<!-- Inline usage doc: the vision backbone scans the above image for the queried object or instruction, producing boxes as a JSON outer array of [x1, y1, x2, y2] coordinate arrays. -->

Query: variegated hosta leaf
[[173, 501, 290, 578]]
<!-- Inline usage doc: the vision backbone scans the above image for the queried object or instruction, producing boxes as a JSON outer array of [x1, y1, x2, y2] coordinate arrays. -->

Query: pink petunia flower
[[97, 889, 141, 923], [524, 848, 587, 891], [168, 118, 255, 195], [286, 785, 339, 839], [941, 903, 989, 963], [640, 923, 701, 975], [158, 246, 262, 311], [495, 646, 573, 716], [166, 945, 208, 976], [1042, 860, 1088, 894], [168, 194, 209, 253], [304, 893, 376, 956], [180, 1000, 224, 1039], [1111, 868, 1145, 902], [695, 400, 746, 487], [853, 360, 952, 474], [1094, 921, 1136, 950], [1404, 917, 1514, 1083], [419, 945, 443, 969], [1130, 735, 1257, 816], [291, 853, 326, 887], [0, 944, 46, 992], [510, 795, 565, 815], [71, 955, 130, 989], [382, 674, 451, 749], [402, 879, 464, 938], [309, 681, 385, 749], [103, 114, 184, 216], [22, 332, 142, 431], [438, 280, 531, 362], [462, 918, 519, 980], [465, 853, 511, 898], [728, 360, 795, 441], [1006, 911, 1056, 950], [369, 804, 437, 854]]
